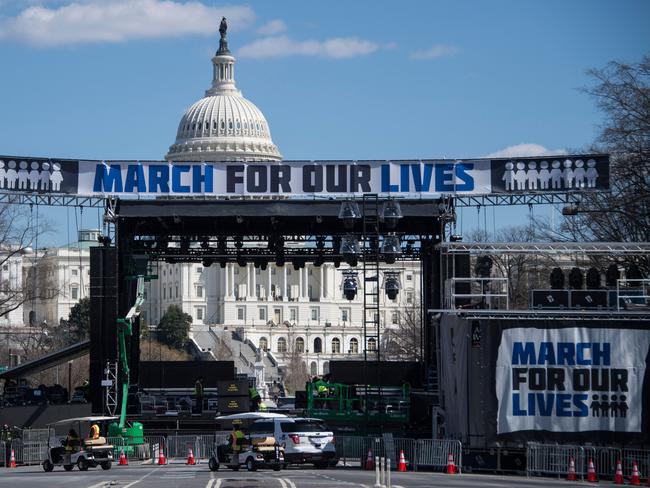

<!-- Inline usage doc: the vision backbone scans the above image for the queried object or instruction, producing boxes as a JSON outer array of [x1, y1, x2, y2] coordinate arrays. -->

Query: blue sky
[[0, 0, 648, 246]]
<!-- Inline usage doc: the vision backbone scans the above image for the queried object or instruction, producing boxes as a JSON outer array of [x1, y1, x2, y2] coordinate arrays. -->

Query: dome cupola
[[165, 18, 282, 162]]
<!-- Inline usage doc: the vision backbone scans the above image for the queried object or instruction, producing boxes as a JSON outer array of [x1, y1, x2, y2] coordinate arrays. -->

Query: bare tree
[[140, 338, 192, 361], [281, 326, 309, 394], [382, 299, 423, 361]]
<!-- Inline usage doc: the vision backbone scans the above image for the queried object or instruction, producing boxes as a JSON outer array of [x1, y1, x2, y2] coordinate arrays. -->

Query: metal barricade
[[415, 439, 462, 473], [593, 446, 621, 478], [11, 439, 48, 466], [21, 429, 53, 443], [0, 440, 5, 467], [106, 436, 126, 460], [526, 443, 585, 478], [167, 434, 202, 461], [335, 436, 369, 466], [622, 448, 650, 479], [144, 436, 167, 464], [392, 438, 417, 471]]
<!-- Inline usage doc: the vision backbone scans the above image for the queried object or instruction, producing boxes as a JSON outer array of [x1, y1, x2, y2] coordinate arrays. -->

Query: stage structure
[[0, 153, 616, 424]]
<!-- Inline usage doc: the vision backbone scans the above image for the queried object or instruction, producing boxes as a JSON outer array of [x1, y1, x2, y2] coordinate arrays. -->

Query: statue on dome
[[219, 17, 227, 39]]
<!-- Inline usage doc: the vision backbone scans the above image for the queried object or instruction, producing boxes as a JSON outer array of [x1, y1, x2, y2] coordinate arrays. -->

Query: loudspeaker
[[531, 290, 569, 308], [571, 290, 608, 309]]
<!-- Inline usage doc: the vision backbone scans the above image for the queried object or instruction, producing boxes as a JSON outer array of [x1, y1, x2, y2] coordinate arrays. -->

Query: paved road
[[0, 464, 632, 487]]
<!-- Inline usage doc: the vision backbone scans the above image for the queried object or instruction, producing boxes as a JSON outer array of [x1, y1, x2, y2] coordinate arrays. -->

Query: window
[[175, 285, 179, 298], [290, 308, 297, 322], [368, 338, 377, 351], [72, 269, 78, 276], [331, 338, 341, 354], [259, 337, 268, 350], [310, 308, 319, 321], [271, 268, 276, 275], [196, 285, 203, 298], [258, 307, 266, 321], [310, 362, 317, 376], [196, 308, 204, 320], [349, 338, 359, 354], [406, 291, 414, 304], [313, 337, 322, 353], [295, 337, 305, 353], [237, 307, 245, 321], [277, 337, 287, 353], [196, 267, 203, 274], [71, 286, 78, 300], [341, 309, 349, 322], [406, 273, 413, 281], [392, 311, 400, 324], [163, 287, 166, 299]]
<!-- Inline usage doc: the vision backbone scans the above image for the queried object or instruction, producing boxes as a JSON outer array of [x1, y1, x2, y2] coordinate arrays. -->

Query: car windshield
[[281, 420, 328, 433]]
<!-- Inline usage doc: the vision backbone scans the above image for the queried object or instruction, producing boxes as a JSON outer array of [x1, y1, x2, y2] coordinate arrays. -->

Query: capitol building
[[23, 20, 421, 387]]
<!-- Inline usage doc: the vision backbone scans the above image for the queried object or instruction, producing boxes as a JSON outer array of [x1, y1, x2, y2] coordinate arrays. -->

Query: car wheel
[[208, 457, 219, 471], [314, 461, 328, 469], [42, 460, 54, 472], [101, 461, 112, 470], [245, 457, 257, 472], [231, 464, 240, 471], [63, 464, 74, 471], [77, 457, 88, 471], [273, 464, 281, 471]]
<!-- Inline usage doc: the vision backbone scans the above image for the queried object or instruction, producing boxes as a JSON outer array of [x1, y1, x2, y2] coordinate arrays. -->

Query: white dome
[[166, 29, 281, 162]]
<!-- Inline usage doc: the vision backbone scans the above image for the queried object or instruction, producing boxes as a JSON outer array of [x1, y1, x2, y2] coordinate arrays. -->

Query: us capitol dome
[[165, 18, 282, 162]]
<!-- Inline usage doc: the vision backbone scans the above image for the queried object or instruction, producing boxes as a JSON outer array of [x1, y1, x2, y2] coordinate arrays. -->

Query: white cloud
[[238, 35, 379, 59], [256, 19, 286, 36], [486, 143, 567, 159], [410, 44, 459, 60], [0, 0, 255, 46]]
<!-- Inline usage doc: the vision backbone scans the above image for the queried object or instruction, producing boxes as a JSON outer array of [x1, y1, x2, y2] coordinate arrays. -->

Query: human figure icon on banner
[[527, 161, 539, 189], [618, 395, 628, 418], [590, 394, 601, 417], [538, 161, 551, 189], [573, 160, 586, 188], [502, 162, 515, 190], [18, 161, 29, 190], [586, 159, 599, 187], [514, 162, 528, 190], [6, 161, 18, 189], [550, 160, 563, 189], [563, 159, 575, 188], [28, 162, 40, 190], [0, 161, 5, 189], [51, 163, 63, 191], [40, 162, 51, 190], [599, 394, 610, 416]]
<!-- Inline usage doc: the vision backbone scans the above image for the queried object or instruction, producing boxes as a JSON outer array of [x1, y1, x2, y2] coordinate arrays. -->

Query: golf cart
[[42, 416, 116, 472], [208, 413, 285, 472]]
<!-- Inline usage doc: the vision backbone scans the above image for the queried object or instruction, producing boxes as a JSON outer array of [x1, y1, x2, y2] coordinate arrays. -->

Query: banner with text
[[496, 327, 650, 434], [0, 155, 609, 198]]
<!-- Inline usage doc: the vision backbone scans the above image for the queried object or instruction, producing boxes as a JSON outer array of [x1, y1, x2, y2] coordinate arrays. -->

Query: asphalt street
[[0, 464, 636, 487]]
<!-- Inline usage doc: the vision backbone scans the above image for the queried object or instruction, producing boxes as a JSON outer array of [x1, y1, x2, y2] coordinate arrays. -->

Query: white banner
[[496, 328, 650, 433]]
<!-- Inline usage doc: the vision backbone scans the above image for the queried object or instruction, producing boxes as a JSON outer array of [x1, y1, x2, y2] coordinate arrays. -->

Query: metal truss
[[453, 192, 586, 207], [0, 192, 107, 207], [429, 309, 650, 321], [437, 241, 650, 254]]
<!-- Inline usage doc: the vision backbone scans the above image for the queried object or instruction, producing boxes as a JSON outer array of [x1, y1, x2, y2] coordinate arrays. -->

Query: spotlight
[[340, 235, 360, 266], [202, 258, 214, 268], [275, 252, 285, 267], [550, 267, 565, 289], [342, 271, 358, 300], [586, 267, 601, 289], [381, 234, 401, 265], [219, 259, 227, 268], [384, 272, 400, 300], [568, 267, 583, 289], [236, 254, 246, 268], [316, 237, 326, 250], [234, 237, 243, 249], [333, 259, 341, 268], [606, 263, 620, 287], [338, 201, 361, 230], [217, 237, 227, 254], [332, 236, 342, 252], [380, 200, 402, 229]]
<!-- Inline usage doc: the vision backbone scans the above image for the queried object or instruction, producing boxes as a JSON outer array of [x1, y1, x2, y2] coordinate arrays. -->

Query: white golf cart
[[209, 412, 285, 472], [42, 416, 116, 472]]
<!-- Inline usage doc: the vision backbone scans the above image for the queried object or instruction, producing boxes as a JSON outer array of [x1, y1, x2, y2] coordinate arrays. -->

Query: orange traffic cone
[[446, 453, 456, 474], [631, 461, 641, 486], [567, 456, 577, 481], [119, 448, 128, 466], [9, 449, 16, 468], [365, 448, 374, 470], [158, 442, 166, 465], [586, 458, 598, 483], [186, 447, 196, 466], [398, 449, 407, 472], [614, 459, 624, 485]]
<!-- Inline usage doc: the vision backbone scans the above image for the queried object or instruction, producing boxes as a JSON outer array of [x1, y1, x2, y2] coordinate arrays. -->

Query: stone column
[[268, 267, 272, 300], [283, 267, 288, 301], [320, 266, 324, 300], [299, 266, 304, 299], [224, 263, 230, 298]]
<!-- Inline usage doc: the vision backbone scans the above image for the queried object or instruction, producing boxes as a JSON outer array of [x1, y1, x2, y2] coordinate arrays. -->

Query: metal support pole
[[386, 458, 392, 488], [374, 455, 381, 488]]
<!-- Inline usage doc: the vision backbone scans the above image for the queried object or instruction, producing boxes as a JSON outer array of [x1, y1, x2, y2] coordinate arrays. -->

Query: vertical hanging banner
[[0, 154, 609, 198], [496, 327, 650, 434]]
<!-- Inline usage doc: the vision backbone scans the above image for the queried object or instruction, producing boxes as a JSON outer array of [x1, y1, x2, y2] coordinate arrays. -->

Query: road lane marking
[[121, 467, 157, 488], [205, 479, 215, 488], [214, 478, 223, 488], [278, 478, 288, 488]]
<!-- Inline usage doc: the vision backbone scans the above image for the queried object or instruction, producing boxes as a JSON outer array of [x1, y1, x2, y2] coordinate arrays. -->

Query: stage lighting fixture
[[550, 267, 565, 289], [384, 272, 400, 300], [568, 267, 584, 289], [381, 234, 401, 264], [586, 267, 601, 289], [333, 259, 341, 268], [217, 237, 227, 254], [342, 271, 358, 300], [236, 254, 246, 268], [475, 255, 493, 278], [202, 258, 214, 268], [340, 235, 361, 266], [316, 237, 326, 250], [338, 201, 361, 229], [606, 263, 620, 287], [380, 200, 402, 229], [450, 234, 463, 242], [180, 237, 190, 253], [234, 237, 243, 249], [404, 240, 414, 256], [219, 259, 227, 268], [275, 253, 285, 267]]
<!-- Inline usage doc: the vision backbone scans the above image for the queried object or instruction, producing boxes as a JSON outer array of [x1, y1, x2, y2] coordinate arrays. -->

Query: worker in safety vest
[[230, 424, 245, 465], [89, 423, 100, 440]]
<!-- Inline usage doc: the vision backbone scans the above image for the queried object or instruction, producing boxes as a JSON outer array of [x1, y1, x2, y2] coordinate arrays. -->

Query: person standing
[[89, 423, 100, 440], [230, 423, 244, 466], [194, 377, 204, 414]]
